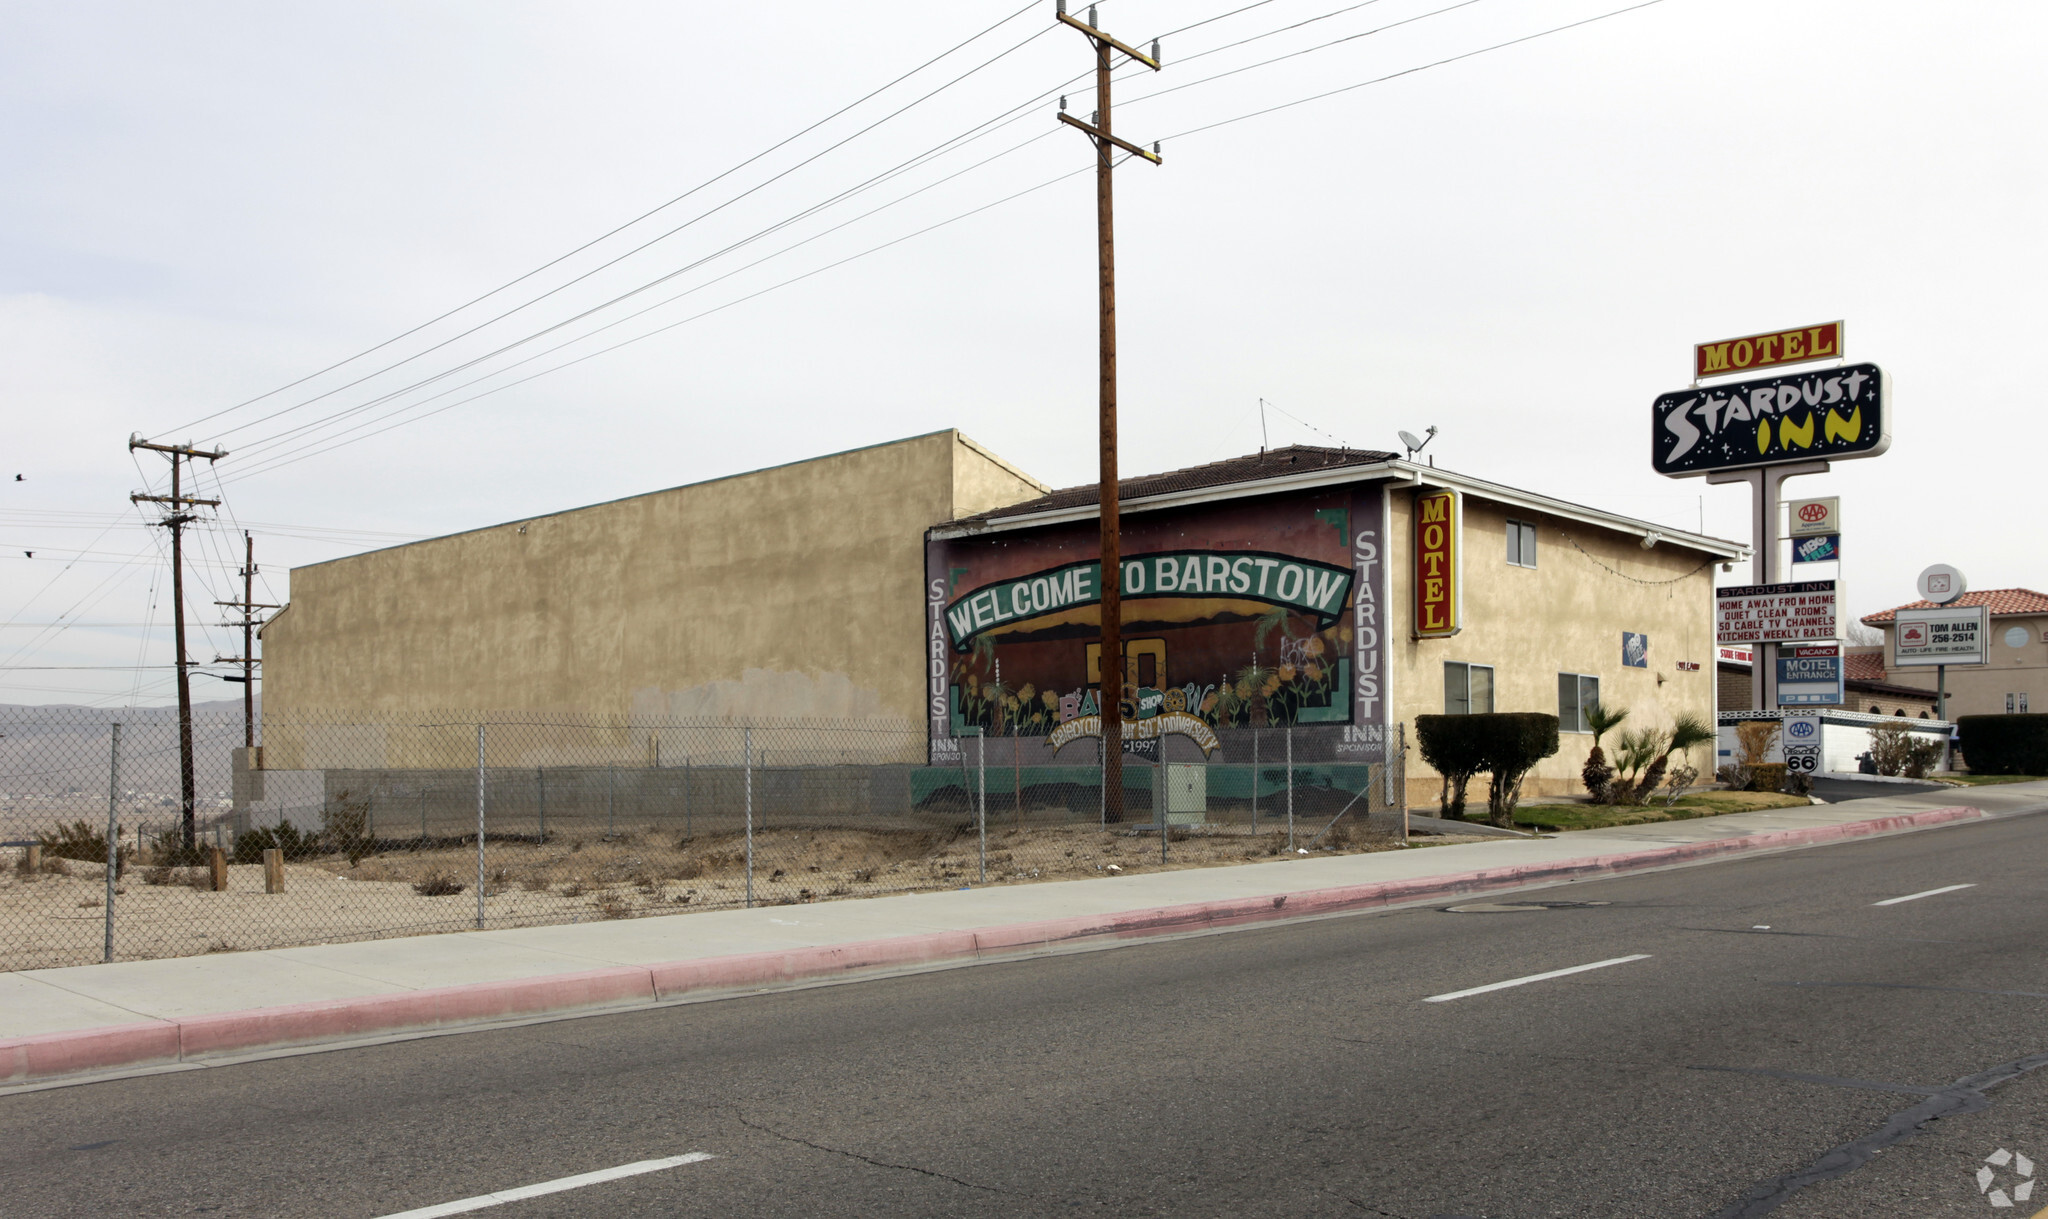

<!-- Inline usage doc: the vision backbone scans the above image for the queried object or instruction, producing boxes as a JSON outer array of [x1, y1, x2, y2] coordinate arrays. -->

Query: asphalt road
[[6, 810, 2048, 1218]]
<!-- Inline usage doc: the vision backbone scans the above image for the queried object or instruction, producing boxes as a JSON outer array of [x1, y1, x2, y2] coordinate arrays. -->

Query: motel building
[[262, 432, 1743, 813]]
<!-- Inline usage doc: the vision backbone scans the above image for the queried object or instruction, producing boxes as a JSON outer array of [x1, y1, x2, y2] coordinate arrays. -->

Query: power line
[[158, 0, 1048, 439], [179, 18, 1061, 450], [201, 0, 1681, 487]]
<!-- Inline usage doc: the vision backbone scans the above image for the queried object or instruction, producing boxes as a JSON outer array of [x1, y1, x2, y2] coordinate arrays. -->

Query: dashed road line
[[374, 1153, 715, 1218], [1873, 884, 1976, 906], [1422, 954, 1651, 1003]]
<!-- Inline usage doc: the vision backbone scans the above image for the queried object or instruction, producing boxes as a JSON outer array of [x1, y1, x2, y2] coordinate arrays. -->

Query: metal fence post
[[1099, 737, 1107, 827], [1251, 725, 1260, 832], [537, 767, 546, 843], [1158, 753, 1166, 865], [606, 763, 615, 840], [475, 724, 486, 930], [744, 727, 754, 909], [1286, 724, 1295, 852], [977, 729, 987, 884], [104, 722, 121, 963], [683, 753, 691, 838]]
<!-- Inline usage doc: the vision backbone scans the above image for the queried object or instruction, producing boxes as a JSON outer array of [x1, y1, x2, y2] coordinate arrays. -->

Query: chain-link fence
[[1, 708, 1405, 971]]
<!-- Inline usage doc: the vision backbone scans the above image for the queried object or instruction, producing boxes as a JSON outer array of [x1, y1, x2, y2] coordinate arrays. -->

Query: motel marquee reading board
[[1651, 364, 1889, 476], [1716, 580, 1838, 645]]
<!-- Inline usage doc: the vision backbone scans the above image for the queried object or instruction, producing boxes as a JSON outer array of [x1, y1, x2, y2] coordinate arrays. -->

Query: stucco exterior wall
[[261, 431, 1046, 731], [1387, 486, 1720, 802]]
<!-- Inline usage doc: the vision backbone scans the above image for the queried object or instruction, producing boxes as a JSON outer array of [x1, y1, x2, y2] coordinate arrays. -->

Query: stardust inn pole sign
[[1652, 321, 1889, 711]]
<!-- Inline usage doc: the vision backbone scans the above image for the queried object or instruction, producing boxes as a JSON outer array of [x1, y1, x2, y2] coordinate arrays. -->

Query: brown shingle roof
[[1861, 588, 2048, 624], [954, 445, 1399, 524]]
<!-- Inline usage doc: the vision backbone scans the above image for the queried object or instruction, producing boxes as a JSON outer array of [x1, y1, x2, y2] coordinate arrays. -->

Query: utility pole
[[130, 436, 226, 849], [215, 532, 279, 749], [1057, 1, 1161, 822]]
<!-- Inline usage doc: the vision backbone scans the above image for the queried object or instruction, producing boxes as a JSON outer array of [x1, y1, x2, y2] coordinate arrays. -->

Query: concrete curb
[[0, 804, 1984, 1086]]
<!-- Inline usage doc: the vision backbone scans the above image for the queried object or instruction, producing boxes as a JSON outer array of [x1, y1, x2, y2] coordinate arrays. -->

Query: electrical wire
[[158, 0, 1048, 439], [176, 19, 1061, 449], [207, 0, 1682, 487]]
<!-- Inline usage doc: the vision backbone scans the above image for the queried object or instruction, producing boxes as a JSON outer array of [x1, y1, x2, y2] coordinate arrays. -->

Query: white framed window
[[1445, 662, 1495, 715], [1558, 672, 1601, 732], [1506, 519, 1538, 568]]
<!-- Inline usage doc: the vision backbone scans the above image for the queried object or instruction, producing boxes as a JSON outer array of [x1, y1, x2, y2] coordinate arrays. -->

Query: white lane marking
[[375, 1153, 715, 1218], [1423, 954, 1652, 1003], [1873, 884, 1977, 907]]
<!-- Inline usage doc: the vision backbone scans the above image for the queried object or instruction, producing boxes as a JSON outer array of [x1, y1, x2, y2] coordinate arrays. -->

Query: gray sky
[[4, 0, 2043, 705]]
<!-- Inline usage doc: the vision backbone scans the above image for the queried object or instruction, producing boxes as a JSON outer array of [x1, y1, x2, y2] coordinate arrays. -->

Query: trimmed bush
[[1417, 713, 1560, 827], [1415, 715, 1488, 821], [1958, 714, 2048, 775]]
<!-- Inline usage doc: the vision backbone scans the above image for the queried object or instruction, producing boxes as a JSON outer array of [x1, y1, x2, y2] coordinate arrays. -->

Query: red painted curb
[[0, 804, 1984, 1086]]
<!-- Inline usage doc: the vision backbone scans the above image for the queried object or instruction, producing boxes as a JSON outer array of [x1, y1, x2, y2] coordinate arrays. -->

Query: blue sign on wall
[[1622, 632, 1649, 668], [1791, 533, 1840, 564]]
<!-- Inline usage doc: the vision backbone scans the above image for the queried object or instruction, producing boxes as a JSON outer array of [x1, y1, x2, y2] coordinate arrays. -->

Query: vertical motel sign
[[1414, 489, 1459, 637]]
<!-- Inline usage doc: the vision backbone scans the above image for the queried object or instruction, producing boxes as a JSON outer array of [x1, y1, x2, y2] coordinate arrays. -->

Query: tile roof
[[955, 445, 1399, 524], [1843, 651, 1886, 682], [1860, 588, 2048, 624]]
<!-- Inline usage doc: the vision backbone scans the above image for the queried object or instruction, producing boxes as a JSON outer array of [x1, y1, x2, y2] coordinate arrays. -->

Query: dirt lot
[[2, 818, 1407, 971]]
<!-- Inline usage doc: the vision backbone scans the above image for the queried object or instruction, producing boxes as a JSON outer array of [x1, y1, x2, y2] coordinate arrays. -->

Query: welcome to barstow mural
[[923, 484, 1391, 768]]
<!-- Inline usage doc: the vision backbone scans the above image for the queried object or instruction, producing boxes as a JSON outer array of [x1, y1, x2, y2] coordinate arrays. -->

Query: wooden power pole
[[1058, 2, 1160, 822], [216, 532, 278, 749], [130, 436, 226, 849]]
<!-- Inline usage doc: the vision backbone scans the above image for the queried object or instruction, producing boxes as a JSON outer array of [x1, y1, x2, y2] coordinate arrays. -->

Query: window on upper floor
[[1507, 520, 1538, 568]]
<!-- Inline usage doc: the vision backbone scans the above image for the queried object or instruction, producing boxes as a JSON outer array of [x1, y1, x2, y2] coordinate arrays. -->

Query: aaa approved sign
[[1716, 581, 1838, 644]]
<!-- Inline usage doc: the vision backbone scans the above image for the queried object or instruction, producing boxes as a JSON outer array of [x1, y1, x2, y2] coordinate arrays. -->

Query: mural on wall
[[925, 484, 1389, 760]]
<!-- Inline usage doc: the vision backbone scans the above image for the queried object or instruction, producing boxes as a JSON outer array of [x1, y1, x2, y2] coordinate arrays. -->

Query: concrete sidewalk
[[6, 782, 2045, 1090]]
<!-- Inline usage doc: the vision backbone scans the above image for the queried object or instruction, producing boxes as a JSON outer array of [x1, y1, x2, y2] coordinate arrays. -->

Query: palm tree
[[1631, 711, 1715, 805], [1580, 702, 1628, 802]]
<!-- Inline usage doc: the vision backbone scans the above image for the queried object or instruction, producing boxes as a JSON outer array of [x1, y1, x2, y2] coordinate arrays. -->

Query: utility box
[[1165, 763, 1207, 824]]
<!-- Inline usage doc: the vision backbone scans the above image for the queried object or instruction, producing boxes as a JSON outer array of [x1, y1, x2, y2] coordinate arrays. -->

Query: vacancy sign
[[1717, 580, 1839, 644], [1696, 322, 1843, 379]]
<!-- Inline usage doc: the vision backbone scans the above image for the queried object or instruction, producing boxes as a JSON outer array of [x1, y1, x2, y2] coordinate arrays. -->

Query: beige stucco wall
[[1879, 612, 2047, 720], [261, 431, 1046, 743], [1387, 486, 1721, 802]]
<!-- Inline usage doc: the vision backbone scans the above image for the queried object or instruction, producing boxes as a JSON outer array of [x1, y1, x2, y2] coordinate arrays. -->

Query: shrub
[[1957, 714, 2048, 775], [1414, 715, 1488, 821], [232, 821, 317, 864], [1904, 738, 1945, 779], [37, 821, 128, 876], [1417, 713, 1559, 827], [412, 870, 466, 897], [1868, 724, 1913, 777], [1478, 713, 1560, 828], [1734, 721, 1780, 788], [323, 789, 374, 867]]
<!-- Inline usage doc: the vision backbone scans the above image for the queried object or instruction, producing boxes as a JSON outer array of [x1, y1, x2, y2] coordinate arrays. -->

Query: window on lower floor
[[1445, 662, 1495, 715], [1558, 672, 1600, 732]]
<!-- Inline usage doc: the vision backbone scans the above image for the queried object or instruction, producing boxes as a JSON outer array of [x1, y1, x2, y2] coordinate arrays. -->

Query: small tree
[[1481, 713, 1560, 828], [1733, 721, 1781, 790], [1580, 703, 1628, 802], [1627, 712, 1715, 806], [1607, 727, 1661, 804], [1414, 715, 1488, 821]]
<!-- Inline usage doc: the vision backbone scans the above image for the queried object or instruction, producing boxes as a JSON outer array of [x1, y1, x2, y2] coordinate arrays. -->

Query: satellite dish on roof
[[1399, 426, 1437, 460]]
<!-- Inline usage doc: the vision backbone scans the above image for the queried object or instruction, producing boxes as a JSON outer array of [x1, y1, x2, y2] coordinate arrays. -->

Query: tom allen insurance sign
[[1716, 580, 1838, 644]]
